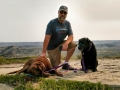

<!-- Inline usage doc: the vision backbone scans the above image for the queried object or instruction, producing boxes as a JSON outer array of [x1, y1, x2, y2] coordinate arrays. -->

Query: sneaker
[[62, 63, 74, 70]]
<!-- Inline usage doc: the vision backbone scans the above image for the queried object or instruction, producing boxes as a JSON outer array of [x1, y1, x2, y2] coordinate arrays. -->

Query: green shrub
[[14, 84, 25, 90], [0, 74, 25, 86], [0, 75, 112, 90], [36, 78, 112, 90]]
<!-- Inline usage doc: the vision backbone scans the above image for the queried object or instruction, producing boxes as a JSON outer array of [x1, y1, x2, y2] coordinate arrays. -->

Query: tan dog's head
[[27, 61, 45, 77]]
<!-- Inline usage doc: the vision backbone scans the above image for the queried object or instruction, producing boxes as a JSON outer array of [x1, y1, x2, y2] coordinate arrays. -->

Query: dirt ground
[[58, 59, 120, 85], [0, 59, 120, 89]]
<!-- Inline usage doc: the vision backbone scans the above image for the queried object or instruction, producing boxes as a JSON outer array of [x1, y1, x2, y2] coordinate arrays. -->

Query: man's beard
[[59, 16, 66, 22]]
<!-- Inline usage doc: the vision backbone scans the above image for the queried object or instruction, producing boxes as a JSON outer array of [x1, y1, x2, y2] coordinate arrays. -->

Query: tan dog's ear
[[37, 65, 46, 73], [37, 65, 50, 77], [37, 65, 42, 71], [35, 61, 46, 71], [37, 65, 43, 76]]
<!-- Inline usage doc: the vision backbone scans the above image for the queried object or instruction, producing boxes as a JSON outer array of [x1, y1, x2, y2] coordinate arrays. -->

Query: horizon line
[[0, 40, 120, 43]]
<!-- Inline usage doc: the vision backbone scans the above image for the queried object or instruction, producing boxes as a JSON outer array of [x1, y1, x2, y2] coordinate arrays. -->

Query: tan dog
[[7, 56, 62, 81]]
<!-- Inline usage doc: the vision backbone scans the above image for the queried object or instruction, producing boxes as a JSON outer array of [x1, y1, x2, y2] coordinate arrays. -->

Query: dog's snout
[[78, 45, 81, 50]]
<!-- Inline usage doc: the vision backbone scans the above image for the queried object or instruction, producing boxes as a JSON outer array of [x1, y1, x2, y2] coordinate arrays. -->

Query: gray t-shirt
[[46, 18, 73, 50]]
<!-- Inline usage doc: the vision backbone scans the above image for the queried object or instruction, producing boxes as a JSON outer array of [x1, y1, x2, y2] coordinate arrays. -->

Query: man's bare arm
[[66, 35, 73, 44], [62, 35, 73, 51], [41, 35, 51, 56]]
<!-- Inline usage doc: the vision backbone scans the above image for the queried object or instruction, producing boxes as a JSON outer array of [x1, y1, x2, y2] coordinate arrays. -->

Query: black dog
[[78, 37, 98, 72]]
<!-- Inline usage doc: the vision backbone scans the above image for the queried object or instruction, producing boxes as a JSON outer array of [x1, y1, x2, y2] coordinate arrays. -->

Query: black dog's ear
[[86, 38, 92, 45], [86, 38, 90, 41], [78, 39, 80, 44]]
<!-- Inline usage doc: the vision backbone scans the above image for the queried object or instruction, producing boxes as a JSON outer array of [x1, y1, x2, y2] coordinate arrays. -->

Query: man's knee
[[68, 41, 77, 50]]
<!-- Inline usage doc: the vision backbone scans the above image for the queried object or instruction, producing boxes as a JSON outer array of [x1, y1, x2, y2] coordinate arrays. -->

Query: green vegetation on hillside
[[0, 74, 112, 90], [0, 56, 33, 65]]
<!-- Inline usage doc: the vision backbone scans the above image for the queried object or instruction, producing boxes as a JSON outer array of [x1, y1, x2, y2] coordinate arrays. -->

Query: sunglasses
[[60, 11, 67, 15]]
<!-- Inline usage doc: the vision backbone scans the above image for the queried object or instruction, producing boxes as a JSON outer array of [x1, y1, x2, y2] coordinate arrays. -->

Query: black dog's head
[[78, 37, 92, 51]]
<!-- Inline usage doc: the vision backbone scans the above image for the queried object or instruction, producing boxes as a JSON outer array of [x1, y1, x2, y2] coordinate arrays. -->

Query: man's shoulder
[[49, 18, 58, 23], [47, 18, 58, 27], [64, 19, 70, 23]]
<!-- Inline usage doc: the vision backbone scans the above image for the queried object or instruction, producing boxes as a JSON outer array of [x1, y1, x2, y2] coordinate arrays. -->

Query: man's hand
[[61, 35, 73, 51], [40, 53, 46, 57], [62, 42, 68, 51], [40, 35, 51, 57]]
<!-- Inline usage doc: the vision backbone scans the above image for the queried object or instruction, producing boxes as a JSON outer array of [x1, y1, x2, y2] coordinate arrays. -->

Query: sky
[[0, 0, 120, 42]]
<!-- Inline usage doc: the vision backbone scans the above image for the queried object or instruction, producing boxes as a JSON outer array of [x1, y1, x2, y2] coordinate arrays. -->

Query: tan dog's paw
[[42, 72, 50, 77], [58, 73, 63, 77], [56, 72, 63, 77]]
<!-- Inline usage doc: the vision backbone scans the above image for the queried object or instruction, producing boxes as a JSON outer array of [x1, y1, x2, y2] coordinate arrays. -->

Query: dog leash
[[45, 63, 66, 73], [45, 63, 82, 74], [26, 60, 87, 78], [88, 43, 92, 51], [81, 58, 88, 73]]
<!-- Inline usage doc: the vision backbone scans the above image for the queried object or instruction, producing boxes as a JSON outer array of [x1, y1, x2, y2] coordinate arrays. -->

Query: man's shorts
[[47, 41, 77, 67]]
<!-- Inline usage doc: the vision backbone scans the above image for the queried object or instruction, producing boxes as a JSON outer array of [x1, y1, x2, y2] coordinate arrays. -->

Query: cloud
[[78, 0, 120, 21]]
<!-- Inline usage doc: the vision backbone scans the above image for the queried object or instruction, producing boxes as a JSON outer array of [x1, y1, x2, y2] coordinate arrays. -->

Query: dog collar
[[88, 43, 92, 51], [27, 74, 35, 78]]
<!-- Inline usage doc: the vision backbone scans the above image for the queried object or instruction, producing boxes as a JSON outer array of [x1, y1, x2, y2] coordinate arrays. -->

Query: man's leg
[[62, 41, 77, 70], [47, 41, 77, 70], [47, 47, 61, 68], [65, 46, 76, 62]]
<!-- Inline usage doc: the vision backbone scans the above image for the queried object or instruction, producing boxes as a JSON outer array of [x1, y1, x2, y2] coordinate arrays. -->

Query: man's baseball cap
[[59, 5, 68, 13]]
